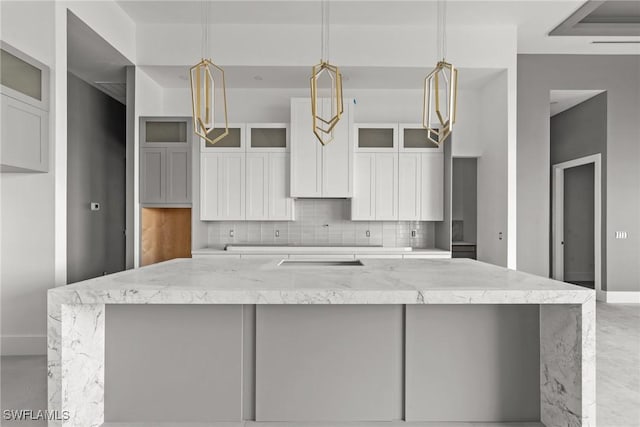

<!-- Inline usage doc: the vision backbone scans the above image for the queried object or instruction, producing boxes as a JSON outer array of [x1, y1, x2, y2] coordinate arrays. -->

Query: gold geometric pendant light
[[423, 0, 458, 146], [190, 59, 228, 145], [190, 1, 229, 145], [310, 0, 344, 146]]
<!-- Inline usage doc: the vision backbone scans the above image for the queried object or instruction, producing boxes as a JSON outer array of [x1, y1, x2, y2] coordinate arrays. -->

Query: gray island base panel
[[47, 258, 595, 427]]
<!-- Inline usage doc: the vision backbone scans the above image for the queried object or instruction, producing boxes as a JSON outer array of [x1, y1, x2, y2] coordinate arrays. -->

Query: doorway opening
[[452, 157, 478, 259], [66, 12, 133, 283], [552, 154, 601, 291]]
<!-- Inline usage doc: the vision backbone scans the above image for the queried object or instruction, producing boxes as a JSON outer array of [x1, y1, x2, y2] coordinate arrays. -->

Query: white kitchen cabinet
[[1, 43, 50, 173], [200, 153, 246, 220], [352, 153, 398, 221], [398, 153, 444, 221], [246, 153, 269, 220], [354, 124, 398, 152], [398, 154, 422, 220], [140, 117, 192, 205], [290, 98, 353, 198], [246, 152, 294, 221], [268, 153, 294, 220], [399, 124, 443, 152], [375, 153, 398, 220], [421, 153, 444, 221], [352, 153, 376, 220]]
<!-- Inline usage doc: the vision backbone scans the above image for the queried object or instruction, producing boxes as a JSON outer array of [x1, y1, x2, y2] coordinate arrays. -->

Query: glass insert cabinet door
[[399, 125, 443, 152], [0, 42, 49, 111]]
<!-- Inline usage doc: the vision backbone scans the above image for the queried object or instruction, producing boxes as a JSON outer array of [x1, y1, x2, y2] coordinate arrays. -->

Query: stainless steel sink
[[278, 259, 364, 267]]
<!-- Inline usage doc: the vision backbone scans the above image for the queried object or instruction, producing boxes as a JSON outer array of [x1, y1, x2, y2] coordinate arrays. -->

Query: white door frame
[[552, 153, 602, 293]]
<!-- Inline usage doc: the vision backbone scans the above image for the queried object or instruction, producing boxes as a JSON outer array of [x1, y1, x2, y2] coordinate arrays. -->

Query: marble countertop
[[49, 258, 594, 305], [192, 246, 451, 256]]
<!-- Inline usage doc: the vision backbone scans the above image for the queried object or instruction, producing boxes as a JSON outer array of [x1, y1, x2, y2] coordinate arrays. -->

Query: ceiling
[[549, 90, 605, 116], [67, 11, 133, 103], [117, 0, 640, 54], [551, 0, 640, 35], [142, 65, 503, 90]]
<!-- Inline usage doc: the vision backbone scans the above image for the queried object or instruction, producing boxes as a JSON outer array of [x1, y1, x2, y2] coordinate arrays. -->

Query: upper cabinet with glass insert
[[1, 42, 50, 172], [142, 118, 188, 146], [200, 123, 245, 152], [399, 124, 443, 152], [355, 124, 397, 152], [247, 123, 288, 152]]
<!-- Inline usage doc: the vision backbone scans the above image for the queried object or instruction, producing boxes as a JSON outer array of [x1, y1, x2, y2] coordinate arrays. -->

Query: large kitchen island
[[48, 257, 595, 427]]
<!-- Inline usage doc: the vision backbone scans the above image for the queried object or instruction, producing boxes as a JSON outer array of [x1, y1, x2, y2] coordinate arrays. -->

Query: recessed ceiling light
[[254, 75, 263, 81], [551, 101, 559, 105]]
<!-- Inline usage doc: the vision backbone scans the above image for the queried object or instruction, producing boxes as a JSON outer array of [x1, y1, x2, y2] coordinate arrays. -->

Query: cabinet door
[[166, 147, 191, 204], [420, 153, 444, 221], [398, 154, 421, 220], [375, 153, 398, 220], [268, 153, 293, 220], [351, 153, 376, 221], [219, 154, 246, 220], [290, 99, 321, 197], [246, 153, 269, 220], [141, 148, 166, 203], [322, 99, 353, 197], [1, 94, 49, 172], [200, 153, 220, 220]]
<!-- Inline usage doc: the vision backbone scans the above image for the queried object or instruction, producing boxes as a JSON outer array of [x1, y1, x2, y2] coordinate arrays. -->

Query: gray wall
[[563, 164, 595, 282], [518, 55, 640, 292], [452, 158, 478, 243], [550, 93, 606, 284], [67, 73, 126, 283]]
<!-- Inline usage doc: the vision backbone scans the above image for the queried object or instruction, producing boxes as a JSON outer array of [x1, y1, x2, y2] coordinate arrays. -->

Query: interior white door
[[268, 152, 293, 220], [246, 153, 269, 220], [420, 153, 444, 221], [352, 153, 376, 220], [398, 153, 421, 220], [375, 153, 398, 220]]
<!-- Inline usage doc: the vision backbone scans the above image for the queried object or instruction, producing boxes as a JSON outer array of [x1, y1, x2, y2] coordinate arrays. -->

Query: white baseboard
[[1, 335, 47, 356], [596, 290, 640, 304]]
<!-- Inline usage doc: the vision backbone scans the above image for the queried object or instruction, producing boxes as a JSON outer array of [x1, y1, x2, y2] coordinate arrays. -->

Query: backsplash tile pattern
[[207, 199, 435, 248]]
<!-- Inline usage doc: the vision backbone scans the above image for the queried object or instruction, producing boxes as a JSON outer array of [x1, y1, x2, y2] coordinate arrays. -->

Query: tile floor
[[1, 303, 639, 427]]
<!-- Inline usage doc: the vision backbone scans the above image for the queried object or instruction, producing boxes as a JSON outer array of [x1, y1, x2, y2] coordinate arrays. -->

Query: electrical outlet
[[229, 229, 234, 238], [615, 231, 628, 239], [366, 230, 371, 237], [275, 230, 280, 238], [411, 230, 417, 238]]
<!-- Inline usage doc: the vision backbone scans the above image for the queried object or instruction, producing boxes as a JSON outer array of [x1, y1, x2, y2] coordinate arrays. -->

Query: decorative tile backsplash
[[207, 199, 435, 248]]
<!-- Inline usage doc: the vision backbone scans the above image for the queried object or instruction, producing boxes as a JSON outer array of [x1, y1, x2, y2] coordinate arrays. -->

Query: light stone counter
[[47, 258, 595, 427]]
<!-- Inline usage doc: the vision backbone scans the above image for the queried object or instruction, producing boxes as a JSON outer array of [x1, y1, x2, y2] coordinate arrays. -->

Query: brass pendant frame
[[310, 61, 344, 146], [190, 58, 229, 145], [422, 60, 458, 146]]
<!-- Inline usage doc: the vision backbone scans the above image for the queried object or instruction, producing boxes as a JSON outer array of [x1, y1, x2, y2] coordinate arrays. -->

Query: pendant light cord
[[437, 0, 447, 61], [201, 0, 210, 59]]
